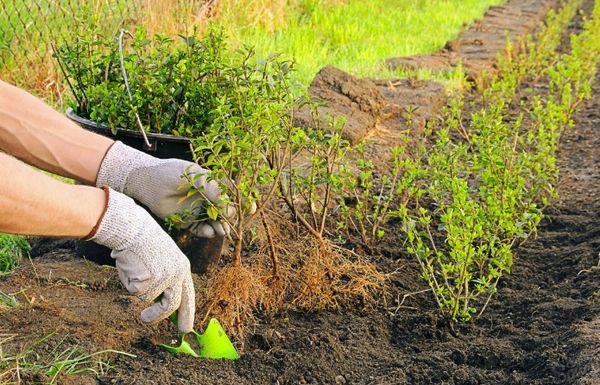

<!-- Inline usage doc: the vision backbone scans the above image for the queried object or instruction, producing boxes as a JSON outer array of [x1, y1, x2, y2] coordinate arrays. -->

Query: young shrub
[[171, 46, 296, 340], [337, 140, 420, 250], [397, 129, 515, 322], [55, 27, 227, 137], [277, 104, 387, 311], [189, 48, 295, 265], [279, 106, 349, 242]]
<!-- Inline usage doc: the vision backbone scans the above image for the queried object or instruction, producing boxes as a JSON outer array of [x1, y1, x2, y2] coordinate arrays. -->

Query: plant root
[[199, 215, 388, 344], [291, 236, 388, 311], [199, 262, 267, 343]]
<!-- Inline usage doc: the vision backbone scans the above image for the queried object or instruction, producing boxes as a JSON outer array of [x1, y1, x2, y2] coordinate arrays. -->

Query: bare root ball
[[199, 216, 387, 345], [199, 262, 267, 342], [291, 237, 388, 311]]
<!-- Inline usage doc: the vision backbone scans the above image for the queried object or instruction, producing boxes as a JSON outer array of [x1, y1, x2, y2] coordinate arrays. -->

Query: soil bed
[[386, 0, 560, 80], [1, 1, 599, 384]]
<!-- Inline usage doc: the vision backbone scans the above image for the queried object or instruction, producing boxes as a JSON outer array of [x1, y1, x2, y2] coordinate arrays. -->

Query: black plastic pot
[[66, 108, 194, 159], [67, 108, 223, 275]]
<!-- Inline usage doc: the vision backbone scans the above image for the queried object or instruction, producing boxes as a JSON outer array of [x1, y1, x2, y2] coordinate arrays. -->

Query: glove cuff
[[83, 186, 110, 240], [88, 187, 145, 251], [95, 141, 158, 192]]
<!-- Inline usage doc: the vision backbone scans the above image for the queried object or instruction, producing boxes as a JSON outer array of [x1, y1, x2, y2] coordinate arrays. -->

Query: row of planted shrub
[[392, 0, 600, 322], [191, 0, 600, 333]]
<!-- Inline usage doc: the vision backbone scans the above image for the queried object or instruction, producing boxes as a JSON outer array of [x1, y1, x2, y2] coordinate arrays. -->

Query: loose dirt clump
[[294, 66, 387, 145], [386, 52, 458, 75], [348, 77, 446, 176], [373, 78, 446, 133]]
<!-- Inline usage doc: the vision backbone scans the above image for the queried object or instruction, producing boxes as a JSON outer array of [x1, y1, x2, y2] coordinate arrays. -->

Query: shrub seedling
[[337, 140, 420, 249]]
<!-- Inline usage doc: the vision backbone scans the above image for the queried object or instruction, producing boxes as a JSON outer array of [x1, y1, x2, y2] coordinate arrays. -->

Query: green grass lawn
[[223, 0, 505, 85], [1, 0, 504, 97], [0, 233, 29, 275]]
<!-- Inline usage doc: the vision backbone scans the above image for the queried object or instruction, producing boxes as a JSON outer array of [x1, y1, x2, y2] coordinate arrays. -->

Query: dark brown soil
[[1, 2, 598, 385]]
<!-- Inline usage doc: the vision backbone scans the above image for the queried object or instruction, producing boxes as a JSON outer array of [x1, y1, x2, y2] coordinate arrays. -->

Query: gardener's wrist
[[95, 141, 158, 194], [88, 187, 147, 250], [83, 185, 110, 240]]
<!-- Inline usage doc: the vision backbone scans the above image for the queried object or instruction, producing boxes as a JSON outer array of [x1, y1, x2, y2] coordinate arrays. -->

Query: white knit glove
[[89, 188, 195, 332], [96, 141, 231, 238]]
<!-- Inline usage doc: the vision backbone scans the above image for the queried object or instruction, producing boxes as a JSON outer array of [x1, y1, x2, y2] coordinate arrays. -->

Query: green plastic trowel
[[159, 312, 239, 360]]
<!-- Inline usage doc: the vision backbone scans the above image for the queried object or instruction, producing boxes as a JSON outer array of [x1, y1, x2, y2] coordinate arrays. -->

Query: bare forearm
[[0, 152, 105, 238], [0, 80, 113, 184]]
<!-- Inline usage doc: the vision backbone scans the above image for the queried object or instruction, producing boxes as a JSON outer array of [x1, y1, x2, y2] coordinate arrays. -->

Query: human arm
[[0, 80, 113, 185], [0, 152, 195, 332], [0, 151, 104, 237], [0, 80, 230, 237]]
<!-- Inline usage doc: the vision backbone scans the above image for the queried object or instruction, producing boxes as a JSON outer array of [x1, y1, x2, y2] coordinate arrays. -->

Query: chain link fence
[[0, 0, 214, 104], [0, 0, 144, 104], [0, 0, 140, 58]]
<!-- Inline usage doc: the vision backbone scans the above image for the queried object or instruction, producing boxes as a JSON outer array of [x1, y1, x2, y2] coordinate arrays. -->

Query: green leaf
[[206, 205, 220, 221]]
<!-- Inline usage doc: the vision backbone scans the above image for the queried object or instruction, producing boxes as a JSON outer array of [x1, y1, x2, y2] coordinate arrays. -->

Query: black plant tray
[[66, 108, 223, 275]]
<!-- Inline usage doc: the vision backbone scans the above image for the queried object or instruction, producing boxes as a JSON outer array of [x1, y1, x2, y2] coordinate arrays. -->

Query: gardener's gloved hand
[[96, 141, 232, 238], [88, 187, 195, 332]]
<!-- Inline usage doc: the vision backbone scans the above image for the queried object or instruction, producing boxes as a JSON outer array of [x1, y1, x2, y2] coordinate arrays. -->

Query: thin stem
[[260, 210, 279, 277], [117, 29, 151, 148]]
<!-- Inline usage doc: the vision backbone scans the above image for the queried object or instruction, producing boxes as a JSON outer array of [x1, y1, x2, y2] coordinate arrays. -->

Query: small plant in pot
[[56, 26, 228, 153], [54, 26, 244, 273]]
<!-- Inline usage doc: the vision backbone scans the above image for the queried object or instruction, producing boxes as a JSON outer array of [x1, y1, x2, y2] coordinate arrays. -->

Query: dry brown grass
[[3, 0, 351, 101], [0, 51, 69, 108], [218, 0, 348, 31], [219, 0, 295, 31], [142, 0, 220, 36], [143, 0, 349, 35]]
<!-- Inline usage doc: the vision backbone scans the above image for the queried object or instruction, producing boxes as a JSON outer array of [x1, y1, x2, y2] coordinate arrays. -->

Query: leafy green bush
[[337, 143, 418, 249], [55, 27, 228, 137], [0, 234, 30, 275], [279, 105, 349, 242], [181, 48, 296, 263], [397, 0, 600, 322]]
